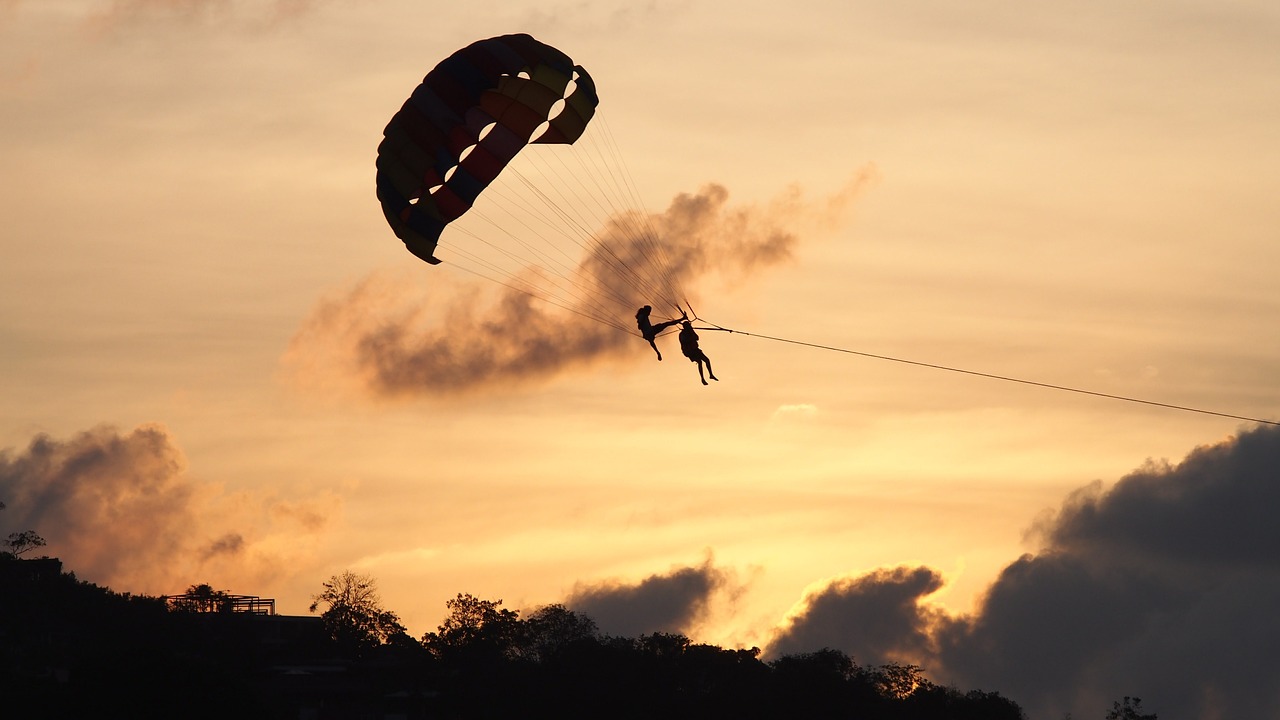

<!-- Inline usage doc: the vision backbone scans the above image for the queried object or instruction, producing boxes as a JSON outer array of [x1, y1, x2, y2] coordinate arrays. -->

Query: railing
[[163, 592, 276, 615]]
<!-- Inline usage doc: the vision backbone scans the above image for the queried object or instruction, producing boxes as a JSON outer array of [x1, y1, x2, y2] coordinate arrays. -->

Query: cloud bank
[[285, 176, 872, 399], [768, 566, 945, 667], [0, 424, 338, 596], [766, 424, 1280, 719], [564, 556, 742, 638]]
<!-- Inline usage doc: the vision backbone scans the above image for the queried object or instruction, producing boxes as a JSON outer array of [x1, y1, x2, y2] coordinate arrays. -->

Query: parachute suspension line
[[552, 151, 658, 291], [378, 35, 687, 328], [447, 146, 656, 320], [436, 244, 567, 314], [504, 162, 661, 308], [444, 152, 674, 332], [584, 112, 685, 308], [447, 259, 634, 336], [443, 179, 630, 323], [515, 152, 609, 245], [468, 177, 638, 320], [523, 145, 665, 301], [448, 223, 623, 327], [503, 166, 677, 325], [466, 192, 584, 279], [502, 107, 686, 317], [472, 172, 592, 270], [466, 150, 661, 315], [707, 325, 1280, 427], [447, 181, 638, 328], [440, 245, 593, 323], [422, 133, 680, 330], [575, 127, 658, 270], [591, 114, 677, 276]]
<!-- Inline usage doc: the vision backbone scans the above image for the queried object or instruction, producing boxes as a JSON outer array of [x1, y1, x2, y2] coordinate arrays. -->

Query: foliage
[[422, 593, 522, 656], [309, 570, 408, 655], [0, 499, 47, 559], [4, 530, 46, 558], [0, 566, 273, 717], [167, 583, 234, 613], [875, 662, 926, 699], [521, 602, 600, 661], [5, 559, 1031, 719], [1106, 696, 1158, 720]]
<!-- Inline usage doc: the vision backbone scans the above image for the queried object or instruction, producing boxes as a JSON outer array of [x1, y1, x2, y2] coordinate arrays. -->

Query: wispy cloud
[[770, 403, 819, 422], [285, 175, 872, 399], [84, 0, 324, 35]]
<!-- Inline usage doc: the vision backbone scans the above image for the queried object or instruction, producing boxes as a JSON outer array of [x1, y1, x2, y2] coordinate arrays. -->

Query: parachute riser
[[680, 301, 735, 333], [650, 300, 735, 332]]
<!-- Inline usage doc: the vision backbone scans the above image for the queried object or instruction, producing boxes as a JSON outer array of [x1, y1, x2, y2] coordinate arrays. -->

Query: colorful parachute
[[376, 34, 600, 265]]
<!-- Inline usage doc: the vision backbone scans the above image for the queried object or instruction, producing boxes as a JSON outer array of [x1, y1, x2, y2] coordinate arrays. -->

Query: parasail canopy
[[376, 34, 600, 266]]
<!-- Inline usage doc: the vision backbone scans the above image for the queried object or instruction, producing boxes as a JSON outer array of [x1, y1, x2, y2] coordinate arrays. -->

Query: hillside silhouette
[[1, 557, 1036, 719]]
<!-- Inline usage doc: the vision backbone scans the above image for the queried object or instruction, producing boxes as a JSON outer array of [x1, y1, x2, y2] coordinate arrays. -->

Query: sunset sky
[[3, 2, 1279, 717]]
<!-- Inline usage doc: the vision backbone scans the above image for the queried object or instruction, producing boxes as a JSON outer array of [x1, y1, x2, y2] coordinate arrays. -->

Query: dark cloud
[[285, 177, 871, 399], [353, 283, 626, 397], [271, 498, 332, 533], [935, 424, 1280, 719], [1036, 427, 1280, 567], [201, 532, 245, 560], [564, 557, 739, 638], [0, 424, 336, 595], [766, 566, 944, 667], [767, 424, 1280, 719], [0, 424, 195, 587]]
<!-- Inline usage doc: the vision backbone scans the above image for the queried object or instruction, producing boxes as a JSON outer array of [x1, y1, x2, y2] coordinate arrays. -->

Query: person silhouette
[[677, 320, 718, 385], [635, 305, 685, 360]]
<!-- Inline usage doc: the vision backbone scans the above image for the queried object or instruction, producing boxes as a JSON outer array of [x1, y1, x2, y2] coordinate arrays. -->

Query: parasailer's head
[[636, 305, 652, 319]]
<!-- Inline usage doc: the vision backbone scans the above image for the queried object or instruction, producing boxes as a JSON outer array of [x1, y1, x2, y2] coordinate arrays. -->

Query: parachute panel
[[376, 34, 600, 264], [533, 66, 597, 145]]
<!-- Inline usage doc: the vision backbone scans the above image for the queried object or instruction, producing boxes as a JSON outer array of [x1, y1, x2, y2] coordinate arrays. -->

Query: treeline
[[2, 565, 1028, 719], [315, 572, 1025, 719]]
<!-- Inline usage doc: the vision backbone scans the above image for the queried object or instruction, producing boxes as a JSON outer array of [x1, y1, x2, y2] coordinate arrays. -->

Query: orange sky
[[3, 3, 1279, 713]]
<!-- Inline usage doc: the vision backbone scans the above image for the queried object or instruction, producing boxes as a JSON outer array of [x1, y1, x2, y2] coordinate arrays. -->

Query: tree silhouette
[[5, 562, 1032, 719], [168, 583, 234, 613], [422, 593, 524, 661], [4, 530, 46, 558], [0, 499, 47, 559], [875, 662, 926, 700], [1106, 696, 1158, 719], [309, 570, 407, 655], [521, 603, 599, 661]]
